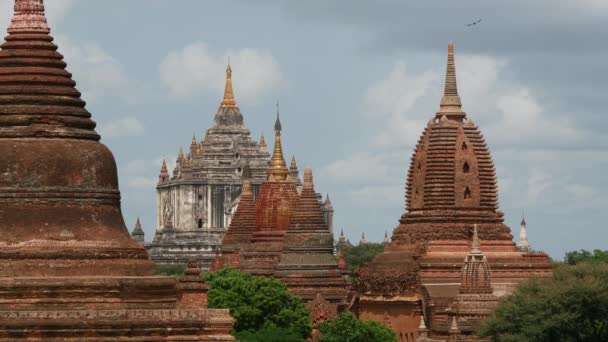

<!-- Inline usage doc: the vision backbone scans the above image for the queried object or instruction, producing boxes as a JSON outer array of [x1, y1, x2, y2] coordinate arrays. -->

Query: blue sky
[[2, 0, 606, 259]]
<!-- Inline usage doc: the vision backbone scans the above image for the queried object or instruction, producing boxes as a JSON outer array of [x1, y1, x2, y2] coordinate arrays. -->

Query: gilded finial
[[178, 147, 184, 160], [268, 105, 289, 181], [437, 41, 465, 119], [221, 63, 237, 108], [191, 134, 197, 146]]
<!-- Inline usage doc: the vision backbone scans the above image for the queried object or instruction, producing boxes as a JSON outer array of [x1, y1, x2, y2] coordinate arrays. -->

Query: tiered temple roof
[[0, 1, 233, 339], [274, 168, 350, 305], [131, 217, 145, 243], [356, 42, 552, 340], [148, 63, 270, 269], [218, 164, 256, 266], [238, 110, 300, 276]]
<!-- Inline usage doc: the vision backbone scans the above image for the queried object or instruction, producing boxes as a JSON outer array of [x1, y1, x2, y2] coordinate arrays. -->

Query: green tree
[[565, 249, 608, 265], [318, 312, 396, 342], [342, 243, 385, 272], [204, 268, 312, 341], [155, 264, 185, 277], [479, 263, 608, 342], [234, 324, 304, 342]]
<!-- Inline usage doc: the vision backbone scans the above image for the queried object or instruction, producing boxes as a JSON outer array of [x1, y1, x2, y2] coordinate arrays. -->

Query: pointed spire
[[383, 230, 390, 244], [274, 101, 282, 131], [519, 214, 530, 251], [268, 104, 289, 181], [191, 134, 197, 146], [360, 232, 367, 245], [340, 228, 345, 238], [290, 155, 297, 170], [259, 131, 267, 153], [9, 0, 50, 34], [324, 194, 332, 207], [221, 63, 237, 108], [203, 133, 210, 145], [448, 316, 461, 335], [160, 159, 168, 174], [131, 216, 145, 243], [437, 41, 465, 120], [178, 147, 184, 160], [471, 224, 481, 254], [418, 316, 429, 338]]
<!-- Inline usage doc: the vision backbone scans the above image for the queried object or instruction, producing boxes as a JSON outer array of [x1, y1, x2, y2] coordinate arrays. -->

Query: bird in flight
[[466, 19, 482, 27]]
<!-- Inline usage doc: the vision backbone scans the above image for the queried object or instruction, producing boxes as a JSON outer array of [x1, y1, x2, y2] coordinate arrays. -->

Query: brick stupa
[[217, 163, 256, 267], [356, 43, 552, 339], [238, 109, 299, 276], [274, 168, 350, 306], [0, 1, 233, 340]]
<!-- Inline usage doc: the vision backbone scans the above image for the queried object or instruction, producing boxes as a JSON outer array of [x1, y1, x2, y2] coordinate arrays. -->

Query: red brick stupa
[[356, 42, 552, 340], [239, 109, 299, 276], [274, 168, 350, 305], [218, 163, 256, 267], [0, 1, 233, 340]]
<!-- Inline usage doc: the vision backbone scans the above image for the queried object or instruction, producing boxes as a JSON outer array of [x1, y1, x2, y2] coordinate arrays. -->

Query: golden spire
[[220, 64, 237, 108], [203, 133, 210, 145], [196, 143, 202, 156], [191, 134, 197, 146], [178, 147, 184, 160], [268, 104, 289, 181], [437, 41, 465, 120]]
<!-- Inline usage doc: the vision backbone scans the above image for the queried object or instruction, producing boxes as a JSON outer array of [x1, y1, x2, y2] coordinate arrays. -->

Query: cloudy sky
[[1, 0, 606, 259]]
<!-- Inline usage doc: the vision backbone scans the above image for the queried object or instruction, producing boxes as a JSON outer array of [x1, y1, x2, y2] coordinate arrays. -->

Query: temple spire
[[220, 64, 237, 108], [268, 103, 289, 181], [9, 0, 50, 34], [437, 41, 465, 120], [519, 214, 530, 252], [471, 224, 481, 254]]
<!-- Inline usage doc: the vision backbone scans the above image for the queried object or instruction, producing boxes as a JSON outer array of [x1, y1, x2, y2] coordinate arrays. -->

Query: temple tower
[[131, 217, 145, 243], [274, 168, 350, 305], [356, 42, 552, 340], [0, 1, 233, 339], [148, 64, 270, 270], [238, 109, 300, 276]]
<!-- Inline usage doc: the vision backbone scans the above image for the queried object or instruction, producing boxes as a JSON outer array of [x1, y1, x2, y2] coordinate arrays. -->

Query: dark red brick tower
[[0, 1, 233, 340], [356, 42, 552, 340], [274, 168, 350, 305]]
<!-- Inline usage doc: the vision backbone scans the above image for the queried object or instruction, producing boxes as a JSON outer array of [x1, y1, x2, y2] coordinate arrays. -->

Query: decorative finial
[[191, 134, 197, 146], [471, 224, 481, 254], [340, 228, 345, 238], [268, 105, 289, 181], [303, 167, 313, 189], [160, 159, 168, 173], [274, 101, 282, 131], [448, 316, 461, 335], [437, 41, 465, 119], [519, 213, 530, 251], [9, 0, 50, 34], [290, 155, 297, 169], [203, 133, 210, 145], [221, 63, 237, 108], [383, 230, 390, 244], [260, 132, 266, 145], [324, 194, 332, 206], [178, 147, 184, 160]]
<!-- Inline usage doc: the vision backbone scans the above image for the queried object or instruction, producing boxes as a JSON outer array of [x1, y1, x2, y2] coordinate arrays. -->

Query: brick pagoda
[[274, 168, 350, 306], [0, 1, 233, 340], [238, 110, 300, 276], [356, 42, 552, 340]]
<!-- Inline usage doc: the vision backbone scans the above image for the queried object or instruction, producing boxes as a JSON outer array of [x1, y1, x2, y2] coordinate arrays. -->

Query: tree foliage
[[204, 268, 312, 341], [154, 264, 185, 277], [479, 263, 608, 342], [565, 249, 608, 265], [318, 312, 397, 342], [342, 242, 385, 272]]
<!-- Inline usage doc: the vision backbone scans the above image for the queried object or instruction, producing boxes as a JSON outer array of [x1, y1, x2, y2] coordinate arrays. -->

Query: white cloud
[[97, 117, 144, 139], [526, 168, 553, 204], [159, 41, 282, 103], [54, 35, 129, 102]]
